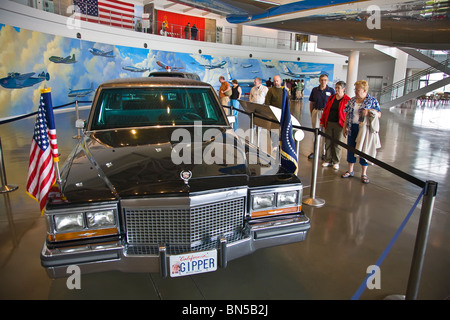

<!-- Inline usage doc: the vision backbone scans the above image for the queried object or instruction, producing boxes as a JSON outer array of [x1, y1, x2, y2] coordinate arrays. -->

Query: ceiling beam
[[163, 3, 177, 9]]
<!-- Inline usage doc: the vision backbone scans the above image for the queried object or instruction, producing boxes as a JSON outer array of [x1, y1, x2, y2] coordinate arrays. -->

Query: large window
[[91, 87, 227, 130], [420, 72, 449, 93]]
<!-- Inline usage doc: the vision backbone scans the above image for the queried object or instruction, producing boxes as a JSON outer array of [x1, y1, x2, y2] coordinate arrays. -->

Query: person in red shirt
[[320, 81, 350, 170]]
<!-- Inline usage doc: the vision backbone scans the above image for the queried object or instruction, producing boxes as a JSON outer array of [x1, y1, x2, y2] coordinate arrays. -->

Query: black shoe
[[308, 153, 314, 159]]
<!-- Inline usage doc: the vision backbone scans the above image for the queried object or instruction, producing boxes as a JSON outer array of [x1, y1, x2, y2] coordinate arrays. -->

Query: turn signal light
[[251, 205, 301, 218], [48, 227, 118, 242]]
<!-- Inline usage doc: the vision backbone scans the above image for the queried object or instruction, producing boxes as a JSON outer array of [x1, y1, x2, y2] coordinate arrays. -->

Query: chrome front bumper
[[41, 214, 310, 279]]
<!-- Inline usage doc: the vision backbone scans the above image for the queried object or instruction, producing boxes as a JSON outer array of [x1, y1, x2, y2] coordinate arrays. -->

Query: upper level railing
[[17, 0, 323, 52]]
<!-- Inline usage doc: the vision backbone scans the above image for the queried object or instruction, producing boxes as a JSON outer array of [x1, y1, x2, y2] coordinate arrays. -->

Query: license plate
[[169, 249, 217, 277]]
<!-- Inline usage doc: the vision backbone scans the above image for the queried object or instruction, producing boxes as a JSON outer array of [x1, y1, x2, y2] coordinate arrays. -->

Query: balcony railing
[[15, 0, 322, 52]]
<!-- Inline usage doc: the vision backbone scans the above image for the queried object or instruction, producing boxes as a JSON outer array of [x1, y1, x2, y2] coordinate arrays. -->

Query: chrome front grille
[[124, 197, 245, 251]]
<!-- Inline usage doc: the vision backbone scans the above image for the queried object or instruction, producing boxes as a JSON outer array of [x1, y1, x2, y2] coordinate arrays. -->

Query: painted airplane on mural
[[68, 83, 94, 97], [199, 60, 227, 69], [49, 54, 77, 64], [0, 71, 50, 89], [226, 68, 263, 87], [89, 48, 115, 58], [281, 65, 323, 78], [263, 61, 275, 68], [122, 65, 149, 72]]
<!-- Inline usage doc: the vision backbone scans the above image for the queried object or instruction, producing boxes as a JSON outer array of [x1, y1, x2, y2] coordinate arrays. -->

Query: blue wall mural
[[0, 23, 334, 119]]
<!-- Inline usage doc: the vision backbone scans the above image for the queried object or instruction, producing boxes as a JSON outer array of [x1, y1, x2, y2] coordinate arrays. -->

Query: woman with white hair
[[341, 80, 381, 184]]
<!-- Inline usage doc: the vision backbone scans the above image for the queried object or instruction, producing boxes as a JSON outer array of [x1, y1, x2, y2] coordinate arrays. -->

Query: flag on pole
[[26, 88, 58, 214], [279, 87, 298, 174], [42, 89, 59, 163]]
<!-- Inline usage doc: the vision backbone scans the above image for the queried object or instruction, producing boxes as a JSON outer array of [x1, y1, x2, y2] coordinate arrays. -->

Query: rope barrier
[[225, 104, 426, 187], [229, 103, 436, 299], [0, 100, 92, 126], [350, 188, 424, 300]]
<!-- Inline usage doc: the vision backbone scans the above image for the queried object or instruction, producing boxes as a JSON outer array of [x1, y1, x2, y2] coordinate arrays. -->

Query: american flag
[[26, 89, 59, 214], [74, 0, 135, 30]]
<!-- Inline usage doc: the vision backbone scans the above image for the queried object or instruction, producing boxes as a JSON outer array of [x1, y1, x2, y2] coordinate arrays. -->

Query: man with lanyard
[[308, 74, 335, 159]]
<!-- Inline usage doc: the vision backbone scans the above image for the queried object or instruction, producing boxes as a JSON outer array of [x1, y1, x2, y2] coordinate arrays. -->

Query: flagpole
[[41, 87, 62, 187], [54, 161, 62, 186]]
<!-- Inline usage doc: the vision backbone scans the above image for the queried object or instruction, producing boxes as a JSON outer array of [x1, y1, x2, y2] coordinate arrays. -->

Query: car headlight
[[87, 210, 115, 228], [277, 191, 298, 207], [54, 213, 84, 232], [46, 203, 119, 242], [250, 188, 301, 218], [252, 193, 275, 210]]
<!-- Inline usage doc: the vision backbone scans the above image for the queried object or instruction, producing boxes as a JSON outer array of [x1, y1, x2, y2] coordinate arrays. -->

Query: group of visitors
[[264, 78, 304, 100], [159, 21, 198, 39], [310, 74, 381, 184], [286, 79, 305, 100], [218, 73, 382, 184], [218, 76, 241, 129]]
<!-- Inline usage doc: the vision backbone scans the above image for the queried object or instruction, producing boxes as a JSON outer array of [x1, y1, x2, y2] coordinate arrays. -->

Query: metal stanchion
[[73, 100, 81, 139], [0, 137, 18, 193], [250, 112, 255, 144], [405, 180, 437, 300], [302, 128, 325, 207]]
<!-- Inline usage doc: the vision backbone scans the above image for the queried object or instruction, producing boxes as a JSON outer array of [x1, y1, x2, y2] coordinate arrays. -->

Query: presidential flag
[[279, 87, 298, 174], [74, 0, 135, 30], [26, 88, 59, 214]]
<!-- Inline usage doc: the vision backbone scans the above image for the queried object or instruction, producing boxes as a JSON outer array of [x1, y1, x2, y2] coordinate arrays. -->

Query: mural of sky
[[0, 23, 334, 119]]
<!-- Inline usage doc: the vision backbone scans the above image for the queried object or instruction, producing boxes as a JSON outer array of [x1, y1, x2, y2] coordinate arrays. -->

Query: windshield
[[90, 87, 227, 130]]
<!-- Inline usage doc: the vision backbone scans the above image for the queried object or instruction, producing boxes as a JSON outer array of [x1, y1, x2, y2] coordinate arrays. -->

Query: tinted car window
[[91, 87, 227, 130]]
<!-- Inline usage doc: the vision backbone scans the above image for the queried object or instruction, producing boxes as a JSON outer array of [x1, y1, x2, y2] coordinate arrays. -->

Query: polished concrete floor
[[0, 98, 448, 300]]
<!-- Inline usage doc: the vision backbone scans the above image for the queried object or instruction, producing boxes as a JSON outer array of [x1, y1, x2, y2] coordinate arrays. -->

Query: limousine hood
[[54, 127, 253, 204]]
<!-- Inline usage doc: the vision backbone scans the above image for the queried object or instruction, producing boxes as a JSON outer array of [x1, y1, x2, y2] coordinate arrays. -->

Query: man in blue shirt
[[308, 74, 335, 159]]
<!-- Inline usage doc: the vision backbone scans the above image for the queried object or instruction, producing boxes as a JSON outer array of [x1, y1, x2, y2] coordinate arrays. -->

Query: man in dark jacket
[[191, 24, 198, 40]]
